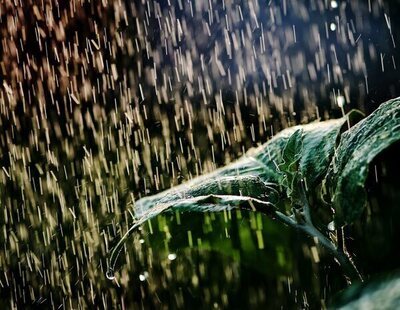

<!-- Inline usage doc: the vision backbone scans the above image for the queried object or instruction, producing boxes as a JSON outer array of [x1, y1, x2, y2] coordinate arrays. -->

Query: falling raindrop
[[337, 95, 345, 108], [168, 253, 177, 261], [139, 271, 149, 282]]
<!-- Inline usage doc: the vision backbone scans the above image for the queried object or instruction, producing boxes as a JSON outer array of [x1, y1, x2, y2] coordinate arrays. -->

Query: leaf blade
[[328, 97, 400, 225]]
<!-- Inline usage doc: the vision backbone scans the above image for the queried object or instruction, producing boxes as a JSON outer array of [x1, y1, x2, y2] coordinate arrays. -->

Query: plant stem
[[301, 181, 363, 282]]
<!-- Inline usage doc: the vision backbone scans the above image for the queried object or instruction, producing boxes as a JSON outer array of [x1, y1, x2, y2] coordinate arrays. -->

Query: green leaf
[[255, 117, 351, 192], [134, 118, 349, 218], [108, 118, 350, 274], [108, 98, 400, 282], [135, 175, 280, 218], [328, 97, 400, 225], [280, 128, 303, 173], [278, 129, 304, 203]]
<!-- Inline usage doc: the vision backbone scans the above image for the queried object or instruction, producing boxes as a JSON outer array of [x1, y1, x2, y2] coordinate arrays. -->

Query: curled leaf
[[108, 117, 353, 275], [328, 97, 400, 225]]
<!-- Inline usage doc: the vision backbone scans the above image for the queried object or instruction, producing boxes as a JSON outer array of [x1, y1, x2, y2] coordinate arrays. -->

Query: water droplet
[[330, 23, 337, 31], [328, 221, 336, 231], [139, 271, 149, 281], [139, 239, 145, 244], [330, 0, 338, 9], [168, 253, 177, 261], [106, 269, 115, 281], [337, 95, 345, 108]]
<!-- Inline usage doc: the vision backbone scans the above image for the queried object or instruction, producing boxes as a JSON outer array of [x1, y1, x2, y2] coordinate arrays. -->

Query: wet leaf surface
[[107, 98, 400, 309], [328, 98, 400, 225]]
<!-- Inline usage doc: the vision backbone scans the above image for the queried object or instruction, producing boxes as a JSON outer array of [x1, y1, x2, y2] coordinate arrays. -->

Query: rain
[[0, 0, 400, 308]]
